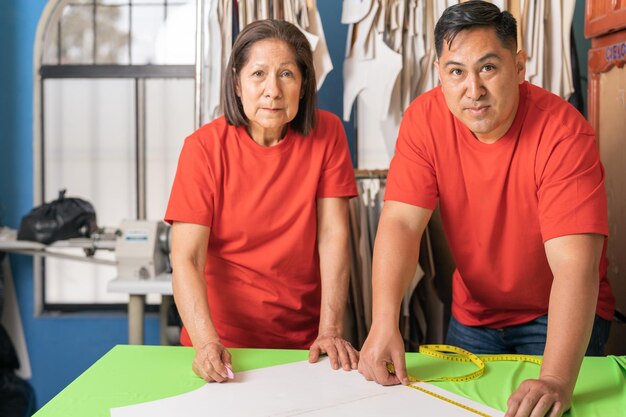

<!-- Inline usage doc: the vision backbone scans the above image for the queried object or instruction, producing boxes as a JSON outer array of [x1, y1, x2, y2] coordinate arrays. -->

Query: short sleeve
[[537, 133, 608, 241], [164, 135, 216, 228], [316, 115, 358, 198], [384, 107, 438, 209]]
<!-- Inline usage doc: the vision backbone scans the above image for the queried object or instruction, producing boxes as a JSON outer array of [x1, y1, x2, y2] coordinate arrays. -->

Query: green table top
[[34, 346, 626, 417]]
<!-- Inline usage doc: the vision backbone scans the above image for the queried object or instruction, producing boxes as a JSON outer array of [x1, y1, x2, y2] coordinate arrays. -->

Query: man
[[358, 2, 614, 417]]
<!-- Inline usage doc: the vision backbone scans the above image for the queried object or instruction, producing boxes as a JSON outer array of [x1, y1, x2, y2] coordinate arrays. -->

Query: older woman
[[165, 19, 358, 383]]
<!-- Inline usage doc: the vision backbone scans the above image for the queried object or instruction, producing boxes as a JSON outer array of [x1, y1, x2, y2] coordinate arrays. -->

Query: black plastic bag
[[17, 189, 97, 244]]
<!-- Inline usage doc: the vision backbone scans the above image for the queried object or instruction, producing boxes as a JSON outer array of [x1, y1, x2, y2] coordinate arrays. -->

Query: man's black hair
[[434, 0, 517, 57]]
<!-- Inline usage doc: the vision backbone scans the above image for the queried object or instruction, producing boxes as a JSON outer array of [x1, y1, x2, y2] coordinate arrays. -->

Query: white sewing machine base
[[107, 273, 174, 345]]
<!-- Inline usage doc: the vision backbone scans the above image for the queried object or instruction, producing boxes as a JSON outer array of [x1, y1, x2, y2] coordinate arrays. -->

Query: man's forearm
[[541, 271, 598, 392], [371, 209, 426, 327], [542, 234, 604, 394]]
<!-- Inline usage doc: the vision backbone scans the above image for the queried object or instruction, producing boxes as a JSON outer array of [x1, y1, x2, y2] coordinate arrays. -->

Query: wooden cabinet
[[587, 4, 626, 355], [585, 0, 626, 38]]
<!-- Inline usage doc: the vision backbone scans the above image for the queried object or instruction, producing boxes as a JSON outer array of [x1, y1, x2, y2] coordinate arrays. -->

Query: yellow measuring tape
[[387, 344, 542, 417]]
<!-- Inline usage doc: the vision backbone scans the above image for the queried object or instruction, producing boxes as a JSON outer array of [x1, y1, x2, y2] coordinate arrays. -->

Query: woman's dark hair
[[434, 0, 517, 57], [222, 19, 317, 136]]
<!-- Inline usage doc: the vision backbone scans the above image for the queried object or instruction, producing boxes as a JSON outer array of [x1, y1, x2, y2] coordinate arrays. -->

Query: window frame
[[34, 0, 195, 314]]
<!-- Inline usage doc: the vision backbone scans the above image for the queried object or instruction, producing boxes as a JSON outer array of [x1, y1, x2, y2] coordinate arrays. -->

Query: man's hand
[[358, 324, 409, 386], [357, 202, 430, 386], [192, 341, 233, 383], [505, 375, 571, 417], [309, 333, 359, 371]]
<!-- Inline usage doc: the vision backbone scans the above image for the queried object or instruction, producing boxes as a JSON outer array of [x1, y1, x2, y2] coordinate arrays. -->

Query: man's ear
[[515, 49, 527, 83], [434, 59, 442, 84]]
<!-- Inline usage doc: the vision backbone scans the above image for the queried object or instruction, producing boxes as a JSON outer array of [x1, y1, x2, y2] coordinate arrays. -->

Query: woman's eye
[[252, 70, 263, 77], [483, 64, 495, 72], [451, 69, 462, 76], [281, 71, 293, 77]]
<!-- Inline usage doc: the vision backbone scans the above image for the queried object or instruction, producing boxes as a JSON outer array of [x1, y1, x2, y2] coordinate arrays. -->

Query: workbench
[[33, 345, 626, 417]]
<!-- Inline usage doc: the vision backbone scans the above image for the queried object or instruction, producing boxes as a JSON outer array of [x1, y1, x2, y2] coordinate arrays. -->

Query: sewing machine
[[108, 220, 173, 345], [114, 220, 171, 280], [0, 220, 171, 276], [1, 220, 174, 345]]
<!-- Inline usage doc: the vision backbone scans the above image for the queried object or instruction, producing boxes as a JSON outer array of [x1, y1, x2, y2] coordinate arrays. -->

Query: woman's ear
[[233, 69, 241, 97]]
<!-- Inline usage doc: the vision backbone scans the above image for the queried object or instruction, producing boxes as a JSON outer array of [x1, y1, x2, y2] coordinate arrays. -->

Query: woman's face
[[235, 38, 303, 143]]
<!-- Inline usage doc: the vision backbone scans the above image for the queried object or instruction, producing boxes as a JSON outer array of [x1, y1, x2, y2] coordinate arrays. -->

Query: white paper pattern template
[[110, 359, 505, 417]]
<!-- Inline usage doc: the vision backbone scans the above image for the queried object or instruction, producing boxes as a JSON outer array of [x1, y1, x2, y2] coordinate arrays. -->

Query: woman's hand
[[192, 341, 233, 383], [309, 333, 359, 371]]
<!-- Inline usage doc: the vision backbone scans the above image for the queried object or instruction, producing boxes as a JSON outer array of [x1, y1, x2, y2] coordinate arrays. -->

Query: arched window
[[35, 0, 195, 311]]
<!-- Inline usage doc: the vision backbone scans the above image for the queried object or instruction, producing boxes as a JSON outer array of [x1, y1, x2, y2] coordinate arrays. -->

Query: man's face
[[435, 26, 526, 144]]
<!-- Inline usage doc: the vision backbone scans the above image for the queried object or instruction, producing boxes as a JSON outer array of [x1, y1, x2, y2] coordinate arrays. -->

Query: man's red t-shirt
[[386, 81, 614, 328], [165, 110, 357, 348]]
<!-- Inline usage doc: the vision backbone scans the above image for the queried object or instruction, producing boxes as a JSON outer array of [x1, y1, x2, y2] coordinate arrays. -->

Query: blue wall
[[0, 0, 353, 408]]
